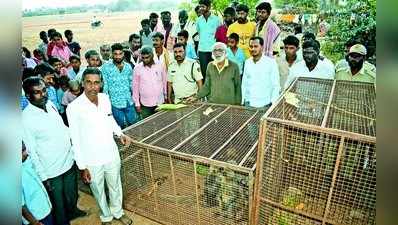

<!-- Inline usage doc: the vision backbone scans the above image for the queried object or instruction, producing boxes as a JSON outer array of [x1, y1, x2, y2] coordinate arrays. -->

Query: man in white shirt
[[22, 77, 86, 225], [170, 10, 197, 45], [66, 67, 133, 225], [284, 39, 335, 89], [242, 36, 280, 109]]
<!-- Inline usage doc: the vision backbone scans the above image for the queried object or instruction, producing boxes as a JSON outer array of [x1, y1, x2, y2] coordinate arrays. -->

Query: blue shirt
[[226, 47, 246, 75], [47, 86, 61, 111], [21, 94, 29, 110], [22, 157, 52, 224], [56, 88, 65, 113], [196, 14, 221, 52], [101, 61, 134, 108], [186, 43, 198, 60]]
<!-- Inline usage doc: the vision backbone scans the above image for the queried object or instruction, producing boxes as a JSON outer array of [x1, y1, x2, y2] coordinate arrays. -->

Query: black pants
[[198, 51, 213, 80], [45, 164, 79, 225], [140, 106, 157, 119]]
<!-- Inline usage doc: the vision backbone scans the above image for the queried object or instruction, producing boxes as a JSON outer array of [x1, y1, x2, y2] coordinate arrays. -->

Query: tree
[[274, 0, 320, 13], [322, 0, 376, 63], [179, 0, 259, 22]]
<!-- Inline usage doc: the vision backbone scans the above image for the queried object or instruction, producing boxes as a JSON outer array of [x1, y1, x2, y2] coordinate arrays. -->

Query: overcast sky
[[22, 0, 180, 10]]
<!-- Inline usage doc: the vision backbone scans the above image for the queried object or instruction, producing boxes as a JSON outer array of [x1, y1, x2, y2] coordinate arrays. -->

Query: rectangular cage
[[252, 78, 376, 225], [120, 103, 268, 225]]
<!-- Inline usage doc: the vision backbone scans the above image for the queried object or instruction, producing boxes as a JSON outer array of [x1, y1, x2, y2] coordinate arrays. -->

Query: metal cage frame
[[121, 103, 267, 225], [252, 77, 376, 225]]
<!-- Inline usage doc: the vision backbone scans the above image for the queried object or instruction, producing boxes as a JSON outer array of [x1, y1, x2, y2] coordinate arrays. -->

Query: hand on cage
[[184, 96, 198, 104], [120, 134, 132, 146]]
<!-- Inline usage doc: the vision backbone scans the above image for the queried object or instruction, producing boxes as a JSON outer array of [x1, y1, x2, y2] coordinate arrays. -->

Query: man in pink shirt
[[132, 46, 168, 119]]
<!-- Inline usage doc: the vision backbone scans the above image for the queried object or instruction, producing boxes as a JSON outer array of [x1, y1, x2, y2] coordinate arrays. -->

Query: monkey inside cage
[[252, 78, 376, 225], [120, 103, 268, 225]]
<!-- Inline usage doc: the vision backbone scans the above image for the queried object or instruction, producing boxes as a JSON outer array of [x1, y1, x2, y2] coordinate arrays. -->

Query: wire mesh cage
[[120, 103, 268, 225], [252, 78, 376, 225]]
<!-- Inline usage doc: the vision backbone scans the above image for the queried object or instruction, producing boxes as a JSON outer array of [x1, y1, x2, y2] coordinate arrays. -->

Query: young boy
[[74, 50, 101, 83], [64, 29, 81, 56], [22, 141, 53, 225], [48, 57, 68, 77], [140, 19, 153, 47], [85, 50, 102, 68], [67, 55, 85, 80], [62, 80, 81, 108], [56, 76, 70, 125], [226, 33, 246, 75], [177, 30, 197, 60]]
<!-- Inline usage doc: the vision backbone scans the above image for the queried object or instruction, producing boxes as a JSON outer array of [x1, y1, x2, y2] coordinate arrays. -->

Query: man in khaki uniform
[[335, 44, 376, 83], [167, 43, 203, 103]]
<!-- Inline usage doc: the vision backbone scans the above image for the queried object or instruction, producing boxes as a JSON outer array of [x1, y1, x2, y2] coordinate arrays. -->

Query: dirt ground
[[72, 191, 160, 225]]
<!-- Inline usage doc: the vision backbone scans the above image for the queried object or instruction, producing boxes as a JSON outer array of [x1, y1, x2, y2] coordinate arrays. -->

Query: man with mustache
[[133, 46, 168, 119], [284, 39, 335, 89], [66, 68, 133, 225], [276, 35, 301, 90], [187, 42, 241, 105], [242, 36, 280, 109], [101, 43, 138, 129], [167, 43, 203, 104], [22, 77, 86, 225], [335, 44, 376, 83]]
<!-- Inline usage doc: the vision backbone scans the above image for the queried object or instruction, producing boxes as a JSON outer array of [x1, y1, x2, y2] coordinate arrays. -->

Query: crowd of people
[[21, 0, 376, 225]]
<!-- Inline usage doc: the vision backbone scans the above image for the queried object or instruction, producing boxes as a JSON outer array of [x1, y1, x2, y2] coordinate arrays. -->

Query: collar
[[212, 59, 229, 73], [25, 101, 55, 114], [153, 47, 166, 57], [175, 58, 190, 66], [350, 65, 366, 76]]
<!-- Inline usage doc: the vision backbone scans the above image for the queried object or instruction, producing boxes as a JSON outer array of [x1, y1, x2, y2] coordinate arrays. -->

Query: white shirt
[[284, 58, 335, 89], [242, 55, 281, 107], [67, 66, 85, 80], [66, 93, 123, 169], [22, 101, 74, 181], [170, 21, 197, 44], [24, 57, 37, 69]]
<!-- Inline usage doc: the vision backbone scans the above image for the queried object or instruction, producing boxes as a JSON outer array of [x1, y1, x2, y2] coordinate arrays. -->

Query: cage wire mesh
[[121, 103, 267, 225], [252, 78, 376, 225]]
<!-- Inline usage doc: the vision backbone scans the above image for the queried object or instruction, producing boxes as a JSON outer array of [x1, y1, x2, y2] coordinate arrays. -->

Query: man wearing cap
[[335, 44, 376, 83]]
